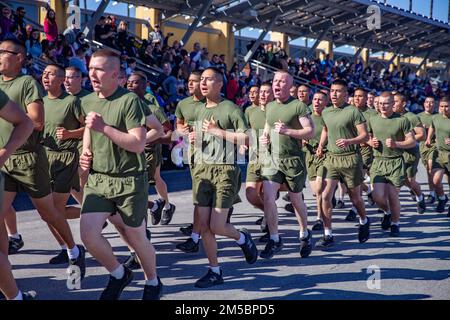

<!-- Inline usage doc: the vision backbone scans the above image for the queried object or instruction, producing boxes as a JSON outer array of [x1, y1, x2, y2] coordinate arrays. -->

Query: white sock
[[416, 194, 424, 202], [111, 264, 125, 279], [67, 245, 80, 260], [324, 229, 333, 237], [151, 202, 159, 211], [236, 232, 246, 245], [191, 232, 200, 243], [384, 210, 391, 216], [270, 234, 280, 243], [145, 277, 159, 286], [392, 221, 399, 226], [359, 217, 368, 225], [13, 291, 23, 300], [299, 229, 309, 239], [438, 195, 447, 200], [61, 244, 68, 250], [351, 206, 357, 213], [210, 266, 221, 275], [9, 233, 20, 240], [164, 202, 171, 210]]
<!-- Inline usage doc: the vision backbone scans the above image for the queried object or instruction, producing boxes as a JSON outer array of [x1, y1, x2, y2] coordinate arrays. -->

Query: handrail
[[237, 54, 329, 91]]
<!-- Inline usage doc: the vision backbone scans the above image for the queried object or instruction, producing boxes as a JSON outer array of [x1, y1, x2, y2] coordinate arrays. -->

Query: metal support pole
[[308, 26, 331, 58], [180, 0, 213, 46], [82, 0, 110, 39]]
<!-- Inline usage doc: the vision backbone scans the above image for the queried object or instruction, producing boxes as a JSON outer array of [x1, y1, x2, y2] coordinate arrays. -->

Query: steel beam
[[83, 0, 110, 39], [180, 0, 214, 46]]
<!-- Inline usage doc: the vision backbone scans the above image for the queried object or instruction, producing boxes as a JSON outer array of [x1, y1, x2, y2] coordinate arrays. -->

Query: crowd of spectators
[[1, 5, 449, 117]]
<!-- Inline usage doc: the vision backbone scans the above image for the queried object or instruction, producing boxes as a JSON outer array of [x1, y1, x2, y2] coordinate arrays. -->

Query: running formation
[[0, 41, 449, 300]]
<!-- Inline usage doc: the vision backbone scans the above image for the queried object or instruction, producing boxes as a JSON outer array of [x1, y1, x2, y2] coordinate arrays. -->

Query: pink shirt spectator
[[44, 19, 58, 42]]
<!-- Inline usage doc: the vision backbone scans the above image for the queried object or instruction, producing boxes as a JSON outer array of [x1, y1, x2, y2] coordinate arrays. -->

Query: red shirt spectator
[[226, 75, 238, 100], [44, 9, 58, 42]]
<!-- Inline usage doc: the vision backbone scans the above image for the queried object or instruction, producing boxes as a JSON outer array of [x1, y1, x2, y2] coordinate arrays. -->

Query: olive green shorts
[[403, 151, 420, 178], [81, 172, 148, 228], [436, 150, 450, 174], [370, 157, 405, 188], [360, 146, 373, 171], [324, 152, 364, 189], [145, 150, 158, 185], [246, 162, 263, 183], [420, 145, 440, 169], [305, 150, 326, 181], [192, 164, 241, 209], [45, 149, 80, 193], [2, 149, 51, 198], [262, 156, 307, 193]]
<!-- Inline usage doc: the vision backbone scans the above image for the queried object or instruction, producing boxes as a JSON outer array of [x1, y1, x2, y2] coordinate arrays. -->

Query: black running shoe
[[142, 277, 163, 300], [69, 245, 86, 280], [282, 193, 290, 202], [299, 230, 312, 258], [259, 232, 270, 243], [239, 229, 258, 264], [284, 202, 294, 213], [335, 200, 345, 209], [390, 224, 400, 237], [176, 238, 200, 253], [123, 253, 140, 270], [180, 224, 193, 236], [358, 218, 370, 243], [367, 192, 375, 206], [417, 196, 426, 214], [8, 235, 24, 255], [99, 265, 134, 300], [22, 291, 37, 300], [276, 191, 280, 200], [316, 235, 334, 249], [161, 203, 176, 225], [381, 213, 392, 230], [255, 217, 264, 225], [436, 195, 448, 213], [260, 238, 283, 259], [49, 249, 69, 265], [195, 269, 224, 288], [226, 207, 234, 223], [149, 199, 165, 225], [146, 228, 151, 241], [426, 194, 436, 204], [345, 208, 357, 222], [312, 220, 324, 231]]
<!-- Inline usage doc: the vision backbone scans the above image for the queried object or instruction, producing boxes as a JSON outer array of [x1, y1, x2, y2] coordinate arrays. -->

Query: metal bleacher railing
[[237, 54, 329, 91]]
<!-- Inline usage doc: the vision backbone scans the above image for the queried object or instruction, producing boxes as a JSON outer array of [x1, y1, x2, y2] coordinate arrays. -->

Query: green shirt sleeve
[[124, 97, 146, 130], [23, 77, 43, 109], [71, 96, 82, 121], [297, 101, 311, 118], [230, 107, 248, 133], [353, 108, 366, 126], [0, 89, 9, 110]]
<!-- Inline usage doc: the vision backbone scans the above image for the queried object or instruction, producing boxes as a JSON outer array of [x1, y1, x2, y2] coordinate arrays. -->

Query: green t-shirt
[[322, 104, 366, 155], [401, 111, 421, 156], [360, 106, 377, 122], [193, 99, 247, 165], [74, 88, 91, 100], [304, 112, 325, 153], [419, 111, 436, 152], [367, 112, 412, 158], [80, 86, 147, 174], [245, 105, 266, 162], [0, 74, 43, 153], [265, 97, 310, 158], [431, 114, 450, 152], [146, 100, 167, 155], [144, 92, 161, 109], [175, 96, 204, 127], [42, 92, 82, 151]]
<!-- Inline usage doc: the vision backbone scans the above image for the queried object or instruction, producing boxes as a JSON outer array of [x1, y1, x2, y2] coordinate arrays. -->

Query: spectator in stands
[[161, 63, 179, 102], [25, 29, 42, 59], [149, 24, 164, 45], [72, 31, 85, 51], [178, 49, 192, 81], [190, 42, 201, 69], [125, 58, 136, 76], [226, 72, 239, 101], [219, 54, 227, 72], [63, 21, 79, 46], [43, 9, 58, 43], [116, 20, 129, 53], [40, 41, 58, 64], [13, 6, 26, 36], [24, 24, 33, 41], [2, 23, 23, 41], [235, 84, 250, 110], [199, 47, 211, 69], [94, 16, 115, 48], [0, 7, 14, 40], [69, 47, 87, 75]]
